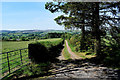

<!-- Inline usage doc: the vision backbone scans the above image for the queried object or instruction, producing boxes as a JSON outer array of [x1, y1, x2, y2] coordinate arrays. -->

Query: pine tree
[[45, 2, 120, 56]]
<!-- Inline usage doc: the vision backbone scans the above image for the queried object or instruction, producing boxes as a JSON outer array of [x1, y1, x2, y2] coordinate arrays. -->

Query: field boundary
[[1, 48, 30, 79]]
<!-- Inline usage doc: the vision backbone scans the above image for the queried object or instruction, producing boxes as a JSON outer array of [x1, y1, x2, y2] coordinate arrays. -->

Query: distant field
[[1, 38, 61, 53]]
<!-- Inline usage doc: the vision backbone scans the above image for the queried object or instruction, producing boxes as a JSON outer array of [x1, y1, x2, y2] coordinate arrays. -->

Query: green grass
[[1, 41, 34, 52], [2, 62, 51, 80], [63, 41, 71, 60], [1, 49, 29, 77], [1, 38, 62, 77], [37, 38, 62, 42], [1, 38, 61, 52]]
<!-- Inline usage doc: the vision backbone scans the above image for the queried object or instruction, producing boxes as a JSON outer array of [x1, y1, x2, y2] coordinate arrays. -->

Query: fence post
[[6, 52, 10, 74], [20, 50, 23, 65]]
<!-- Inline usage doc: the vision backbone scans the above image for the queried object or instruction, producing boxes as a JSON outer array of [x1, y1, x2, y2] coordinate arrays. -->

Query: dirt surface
[[65, 40, 81, 60], [48, 60, 119, 79], [57, 44, 66, 60], [13, 40, 120, 80], [58, 40, 81, 60]]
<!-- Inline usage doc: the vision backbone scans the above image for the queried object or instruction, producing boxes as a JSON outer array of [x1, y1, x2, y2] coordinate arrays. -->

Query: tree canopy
[[45, 2, 120, 57]]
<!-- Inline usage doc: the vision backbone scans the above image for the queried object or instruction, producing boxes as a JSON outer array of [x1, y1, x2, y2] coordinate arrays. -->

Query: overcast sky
[[2, 2, 64, 30]]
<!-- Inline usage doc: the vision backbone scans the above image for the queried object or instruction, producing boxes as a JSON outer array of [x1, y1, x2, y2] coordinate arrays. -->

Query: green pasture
[[1, 38, 61, 53], [1, 38, 62, 77]]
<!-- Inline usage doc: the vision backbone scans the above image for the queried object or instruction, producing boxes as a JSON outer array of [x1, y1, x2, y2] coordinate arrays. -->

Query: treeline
[[1, 32, 45, 41], [46, 33, 63, 38], [45, 2, 120, 67], [1, 32, 69, 41]]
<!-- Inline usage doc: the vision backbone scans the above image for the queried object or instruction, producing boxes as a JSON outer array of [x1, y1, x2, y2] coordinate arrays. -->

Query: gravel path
[[49, 60, 119, 79]]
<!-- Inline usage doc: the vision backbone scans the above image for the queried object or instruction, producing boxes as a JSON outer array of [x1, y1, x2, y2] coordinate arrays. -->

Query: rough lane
[[65, 40, 81, 60], [58, 40, 81, 60], [49, 60, 119, 79]]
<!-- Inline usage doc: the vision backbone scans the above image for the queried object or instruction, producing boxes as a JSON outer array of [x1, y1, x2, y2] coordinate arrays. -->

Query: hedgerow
[[28, 38, 64, 63]]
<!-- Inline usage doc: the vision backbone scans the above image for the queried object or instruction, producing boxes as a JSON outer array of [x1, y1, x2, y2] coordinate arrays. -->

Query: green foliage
[[20, 37, 29, 41], [64, 33, 72, 40], [101, 36, 120, 67], [1, 30, 68, 41], [28, 38, 64, 63], [36, 38, 63, 48], [46, 33, 64, 38], [67, 39, 95, 59], [69, 34, 94, 52], [69, 35, 81, 52], [70, 35, 80, 46], [45, 1, 120, 57]]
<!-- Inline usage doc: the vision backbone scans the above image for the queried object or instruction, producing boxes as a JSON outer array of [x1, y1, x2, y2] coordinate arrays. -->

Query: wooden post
[[20, 50, 23, 65], [7, 52, 10, 74]]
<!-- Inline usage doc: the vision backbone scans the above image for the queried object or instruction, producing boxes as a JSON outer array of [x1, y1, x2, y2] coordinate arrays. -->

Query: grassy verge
[[67, 40, 95, 59], [2, 62, 51, 80], [63, 41, 71, 60]]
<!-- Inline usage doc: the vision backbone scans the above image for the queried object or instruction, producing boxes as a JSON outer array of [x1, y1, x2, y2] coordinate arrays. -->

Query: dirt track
[[65, 40, 81, 59], [58, 40, 81, 60]]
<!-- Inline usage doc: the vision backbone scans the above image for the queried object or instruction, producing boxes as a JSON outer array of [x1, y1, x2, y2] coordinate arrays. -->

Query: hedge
[[28, 39, 64, 63]]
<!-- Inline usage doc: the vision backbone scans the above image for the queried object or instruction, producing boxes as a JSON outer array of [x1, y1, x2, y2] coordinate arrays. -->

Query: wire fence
[[0, 48, 30, 78]]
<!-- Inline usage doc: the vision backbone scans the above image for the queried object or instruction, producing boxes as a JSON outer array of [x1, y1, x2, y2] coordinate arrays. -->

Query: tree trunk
[[80, 10, 85, 51], [93, 3, 101, 56], [80, 19, 85, 51]]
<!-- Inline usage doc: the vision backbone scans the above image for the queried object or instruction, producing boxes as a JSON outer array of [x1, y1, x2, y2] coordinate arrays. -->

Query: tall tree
[[45, 2, 120, 56], [46, 2, 93, 51]]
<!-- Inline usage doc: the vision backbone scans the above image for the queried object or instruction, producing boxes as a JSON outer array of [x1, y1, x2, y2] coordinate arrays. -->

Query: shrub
[[69, 34, 94, 52], [70, 34, 80, 47], [101, 37, 120, 67]]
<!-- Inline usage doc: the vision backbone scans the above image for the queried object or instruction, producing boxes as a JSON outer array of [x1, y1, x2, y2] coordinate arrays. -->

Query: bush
[[70, 34, 80, 47], [101, 37, 120, 67], [102, 44, 120, 67], [28, 39, 64, 63], [69, 34, 94, 52]]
